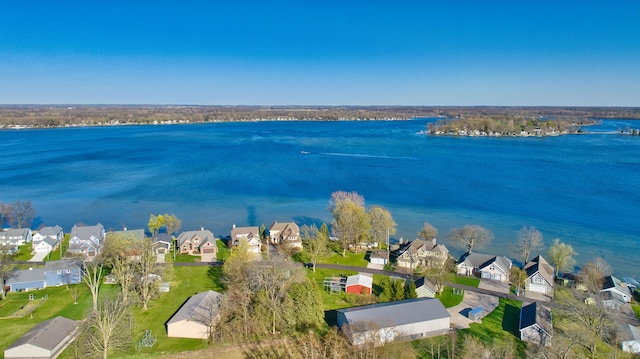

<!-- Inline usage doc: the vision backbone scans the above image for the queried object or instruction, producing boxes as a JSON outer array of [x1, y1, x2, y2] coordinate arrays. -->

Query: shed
[[167, 290, 223, 339], [4, 316, 79, 359], [345, 274, 373, 295], [336, 297, 450, 345], [414, 277, 437, 298], [369, 250, 389, 265], [519, 302, 553, 346], [468, 307, 483, 320]]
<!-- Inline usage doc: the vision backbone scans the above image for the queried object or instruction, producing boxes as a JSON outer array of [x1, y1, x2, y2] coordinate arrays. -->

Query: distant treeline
[[0, 105, 639, 128], [426, 116, 599, 136]]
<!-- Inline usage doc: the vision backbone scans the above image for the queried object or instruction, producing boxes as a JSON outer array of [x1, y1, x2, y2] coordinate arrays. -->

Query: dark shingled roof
[[6, 316, 78, 351], [519, 302, 553, 336], [337, 297, 450, 327]]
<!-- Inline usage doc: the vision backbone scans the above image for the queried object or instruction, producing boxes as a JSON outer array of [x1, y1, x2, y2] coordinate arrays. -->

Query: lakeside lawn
[[43, 235, 70, 262], [452, 275, 480, 288], [216, 238, 230, 262], [318, 251, 368, 268]]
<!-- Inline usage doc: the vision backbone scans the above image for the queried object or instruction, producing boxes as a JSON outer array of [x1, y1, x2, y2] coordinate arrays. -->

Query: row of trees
[[0, 200, 35, 229], [213, 240, 324, 342]]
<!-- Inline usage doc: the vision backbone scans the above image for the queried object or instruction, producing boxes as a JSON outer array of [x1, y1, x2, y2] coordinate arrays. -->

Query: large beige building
[[4, 316, 79, 359], [167, 290, 223, 339]]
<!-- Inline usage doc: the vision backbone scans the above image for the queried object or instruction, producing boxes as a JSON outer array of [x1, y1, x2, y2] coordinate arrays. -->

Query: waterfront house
[[0, 228, 32, 246], [336, 298, 450, 345], [456, 252, 512, 282], [4, 316, 79, 359], [268, 221, 302, 249], [524, 255, 555, 294], [32, 237, 60, 255], [152, 233, 173, 254], [32, 226, 63, 251], [600, 275, 632, 304], [167, 290, 223, 339], [368, 249, 389, 265], [396, 239, 449, 270], [519, 302, 553, 346], [67, 223, 105, 258], [177, 228, 217, 255], [230, 224, 262, 253]]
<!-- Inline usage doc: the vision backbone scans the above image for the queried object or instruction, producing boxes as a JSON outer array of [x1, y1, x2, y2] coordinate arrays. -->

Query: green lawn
[[435, 287, 464, 308], [460, 298, 526, 357], [13, 244, 34, 261], [318, 251, 368, 267], [454, 275, 480, 288], [306, 267, 360, 311], [0, 298, 30, 317], [633, 303, 640, 320], [44, 235, 70, 261], [174, 253, 198, 262], [216, 239, 230, 262]]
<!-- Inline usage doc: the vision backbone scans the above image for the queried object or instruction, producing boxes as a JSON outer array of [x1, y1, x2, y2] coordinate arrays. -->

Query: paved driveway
[[30, 251, 48, 262], [447, 290, 499, 329]]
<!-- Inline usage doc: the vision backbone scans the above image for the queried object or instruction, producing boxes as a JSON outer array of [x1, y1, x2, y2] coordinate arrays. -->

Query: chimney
[[232, 224, 236, 229], [201, 226, 204, 231]]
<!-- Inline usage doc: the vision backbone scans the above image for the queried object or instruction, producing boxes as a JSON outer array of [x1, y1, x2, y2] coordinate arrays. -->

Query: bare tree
[[417, 222, 439, 242], [368, 206, 396, 249], [328, 190, 365, 212], [514, 226, 544, 264], [301, 224, 329, 272], [431, 257, 454, 294], [220, 239, 255, 340], [510, 266, 527, 294], [83, 262, 103, 311], [80, 297, 132, 359], [251, 259, 305, 334], [561, 291, 613, 359], [449, 225, 493, 253], [578, 257, 612, 294], [8, 200, 35, 229], [135, 238, 160, 310], [547, 238, 577, 277], [162, 214, 182, 236], [0, 245, 16, 299]]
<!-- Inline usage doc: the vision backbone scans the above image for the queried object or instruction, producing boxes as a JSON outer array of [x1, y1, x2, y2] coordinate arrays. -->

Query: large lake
[[1, 119, 639, 276]]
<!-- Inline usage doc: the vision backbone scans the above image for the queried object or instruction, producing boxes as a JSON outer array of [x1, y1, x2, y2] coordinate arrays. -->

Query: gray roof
[[38, 225, 63, 237], [177, 229, 215, 247], [45, 259, 83, 272], [337, 297, 450, 327], [458, 252, 511, 272], [6, 267, 46, 284], [6, 316, 79, 351], [414, 277, 437, 292], [525, 255, 554, 284], [43, 237, 59, 247], [70, 223, 104, 242], [627, 325, 640, 341], [602, 275, 629, 294], [167, 290, 223, 325], [519, 302, 553, 336]]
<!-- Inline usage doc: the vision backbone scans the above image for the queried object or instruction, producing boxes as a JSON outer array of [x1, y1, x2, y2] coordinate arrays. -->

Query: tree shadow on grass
[[502, 303, 521, 338]]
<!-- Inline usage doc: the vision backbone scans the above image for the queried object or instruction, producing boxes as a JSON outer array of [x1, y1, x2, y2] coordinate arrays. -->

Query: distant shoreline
[[1, 105, 639, 130]]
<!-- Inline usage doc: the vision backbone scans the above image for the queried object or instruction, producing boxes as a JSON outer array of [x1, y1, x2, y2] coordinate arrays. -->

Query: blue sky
[[1, 1, 639, 106]]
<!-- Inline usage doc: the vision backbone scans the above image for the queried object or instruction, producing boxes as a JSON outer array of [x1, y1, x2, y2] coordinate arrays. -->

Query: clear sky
[[1, 1, 639, 106]]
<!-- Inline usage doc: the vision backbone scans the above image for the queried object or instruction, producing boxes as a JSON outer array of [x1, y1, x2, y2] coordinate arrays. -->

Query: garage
[[201, 247, 215, 254]]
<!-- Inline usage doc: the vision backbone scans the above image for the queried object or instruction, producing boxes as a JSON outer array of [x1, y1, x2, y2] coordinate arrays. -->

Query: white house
[[456, 252, 512, 282], [32, 226, 63, 248], [600, 275, 632, 304], [4, 316, 79, 359], [67, 223, 105, 257], [32, 237, 60, 254], [336, 297, 450, 345], [167, 290, 223, 339], [524, 255, 555, 294], [0, 228, 32, 246]]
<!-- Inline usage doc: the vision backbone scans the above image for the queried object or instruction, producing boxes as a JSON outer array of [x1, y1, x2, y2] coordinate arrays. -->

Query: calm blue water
[[1, 119, 639, 275]]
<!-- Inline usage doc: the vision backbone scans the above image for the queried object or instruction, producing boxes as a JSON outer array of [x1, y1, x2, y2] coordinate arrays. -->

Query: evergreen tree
[[404, 279, 417, 299]]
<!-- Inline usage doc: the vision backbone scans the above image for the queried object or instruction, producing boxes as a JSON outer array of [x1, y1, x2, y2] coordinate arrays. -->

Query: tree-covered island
[[426, 116, 598, 137]]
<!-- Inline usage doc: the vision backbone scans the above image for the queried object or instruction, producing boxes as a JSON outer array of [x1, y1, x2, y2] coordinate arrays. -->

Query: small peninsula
[[426, 116, 599, 137]]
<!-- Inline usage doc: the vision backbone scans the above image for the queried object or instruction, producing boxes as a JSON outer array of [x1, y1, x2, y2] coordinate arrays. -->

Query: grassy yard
[[633, 303, 640, 320], [306, 267, 361, 311], [460, 298, 526, 357], [435, 287, 464, 308], [174, 253, 199, 262], [454, 275, 480, 288], [13, 244, 34, 261], [216, 239, 230, 262], [318, 251, 368, 267], [44, 235, 70, 261]]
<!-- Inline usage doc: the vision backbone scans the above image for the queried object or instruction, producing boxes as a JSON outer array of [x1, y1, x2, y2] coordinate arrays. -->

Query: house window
[[66, 270, 71, 273], [57, 270, 61, 274]]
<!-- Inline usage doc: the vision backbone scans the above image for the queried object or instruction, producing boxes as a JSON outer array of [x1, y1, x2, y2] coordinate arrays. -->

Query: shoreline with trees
[[1, 105, 639, 130]]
